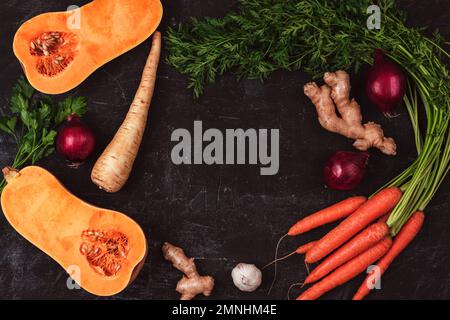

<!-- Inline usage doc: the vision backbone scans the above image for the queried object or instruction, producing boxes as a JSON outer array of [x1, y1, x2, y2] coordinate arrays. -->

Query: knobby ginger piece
[[162, 242, 215, 300], [304, 70, 396, 155]]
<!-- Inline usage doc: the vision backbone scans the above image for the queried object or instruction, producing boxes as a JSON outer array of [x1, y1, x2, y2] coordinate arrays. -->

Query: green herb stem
[[0, 77, 87, 193]]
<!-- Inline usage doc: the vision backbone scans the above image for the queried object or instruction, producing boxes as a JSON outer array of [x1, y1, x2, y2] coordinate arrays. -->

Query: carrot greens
[[166, 0, 450, 235]]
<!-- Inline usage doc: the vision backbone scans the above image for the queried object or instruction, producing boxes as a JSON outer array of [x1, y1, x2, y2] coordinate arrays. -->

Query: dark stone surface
[[0, 0, 449, 300]]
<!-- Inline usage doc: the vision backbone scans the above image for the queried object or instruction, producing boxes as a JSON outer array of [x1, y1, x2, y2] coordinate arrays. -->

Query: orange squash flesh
[[1, 166, 147, 296], [13, 0, 163, 94]]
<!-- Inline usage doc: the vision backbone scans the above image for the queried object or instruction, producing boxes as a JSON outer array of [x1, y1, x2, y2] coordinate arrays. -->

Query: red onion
[[366, 49, 406, 117], [56, 114, 95, 165], [324, 151, 369, 190]]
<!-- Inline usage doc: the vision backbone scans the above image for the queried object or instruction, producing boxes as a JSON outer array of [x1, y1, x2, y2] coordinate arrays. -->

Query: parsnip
[[91, 31, 161, 192]]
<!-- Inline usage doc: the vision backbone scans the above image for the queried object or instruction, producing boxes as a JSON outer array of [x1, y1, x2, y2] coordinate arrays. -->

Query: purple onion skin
[[366, 49, 406, 116], [324, 151, 369, 191], [56, 115, 96, 163]]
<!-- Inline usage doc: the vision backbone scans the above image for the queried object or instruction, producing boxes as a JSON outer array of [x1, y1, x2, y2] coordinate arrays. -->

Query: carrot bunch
[[268, 187, 425, 300]]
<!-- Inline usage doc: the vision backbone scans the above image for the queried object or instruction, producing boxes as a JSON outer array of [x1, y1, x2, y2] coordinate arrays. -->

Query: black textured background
[[0, 0, 449, 300]]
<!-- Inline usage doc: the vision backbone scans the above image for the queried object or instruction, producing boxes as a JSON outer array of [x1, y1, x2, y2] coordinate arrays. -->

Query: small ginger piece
[[162, 242, 215, 300], [304, 70, 396, 155]]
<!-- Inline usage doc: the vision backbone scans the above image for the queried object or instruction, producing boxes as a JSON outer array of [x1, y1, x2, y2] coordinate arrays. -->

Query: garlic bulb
[[231, 263, 262, 292]]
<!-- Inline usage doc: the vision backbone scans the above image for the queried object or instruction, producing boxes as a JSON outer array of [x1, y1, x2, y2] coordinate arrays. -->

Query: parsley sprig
[[0, 77, 87, 191]]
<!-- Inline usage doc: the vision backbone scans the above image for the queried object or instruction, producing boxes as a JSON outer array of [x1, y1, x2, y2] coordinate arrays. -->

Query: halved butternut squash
[[13, 0, 163, 94], [1, 166, 147, 296]]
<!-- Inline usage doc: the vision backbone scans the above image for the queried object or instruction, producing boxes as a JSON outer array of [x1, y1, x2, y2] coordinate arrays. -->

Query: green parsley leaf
[[0, 77, 89, 192], [0, 116, 17, 136], [55, 96, 87, 125]]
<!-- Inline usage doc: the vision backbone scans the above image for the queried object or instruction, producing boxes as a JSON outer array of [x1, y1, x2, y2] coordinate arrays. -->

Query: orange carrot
[[295, 240, 317, 254], [288, 196, 366, 236], [305, 221, 389, 284], [353, 211, 424, 300], [268, 196, 365, 295], [264, 240, 317, 270], [378, 213, 390, 223], [297, 237, 392, 300], [305, 187, 401, 263]]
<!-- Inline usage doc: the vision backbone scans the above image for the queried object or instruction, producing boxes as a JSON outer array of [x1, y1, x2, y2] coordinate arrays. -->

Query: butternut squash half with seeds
[[13, 0, 163, 94], [1, 166, 147, 296]]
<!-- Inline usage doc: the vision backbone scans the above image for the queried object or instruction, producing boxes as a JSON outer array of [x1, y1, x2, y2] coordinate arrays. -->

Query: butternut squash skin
[[13, 0, 163, 94], [1, 166, 147, 296]]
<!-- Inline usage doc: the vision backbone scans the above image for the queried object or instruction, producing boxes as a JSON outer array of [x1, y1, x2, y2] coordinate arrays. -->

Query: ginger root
[[304, 70, 397, 155], [162, 242, 215, 300]]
